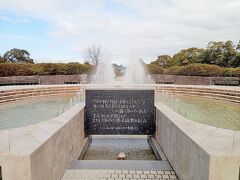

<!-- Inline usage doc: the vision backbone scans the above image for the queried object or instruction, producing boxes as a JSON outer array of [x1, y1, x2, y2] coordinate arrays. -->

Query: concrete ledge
[[0, 103, 85, 180], [155, 103, 240, 180]]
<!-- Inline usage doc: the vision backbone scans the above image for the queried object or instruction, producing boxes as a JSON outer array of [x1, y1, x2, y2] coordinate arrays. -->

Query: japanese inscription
[[85, 90, 155, 135]]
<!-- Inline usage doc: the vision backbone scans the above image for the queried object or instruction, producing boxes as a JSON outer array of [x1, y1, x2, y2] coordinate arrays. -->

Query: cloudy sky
[[0, 0, 240, 64]]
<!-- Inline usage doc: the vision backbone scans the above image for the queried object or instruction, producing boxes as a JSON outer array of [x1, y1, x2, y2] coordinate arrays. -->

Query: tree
[[232, 54, 240, 67], [0, 55, 6, 63], [203, 41, 224, 65], [223, 40, 237, 67], [236, 40, 240, 51], [84, 45, 102, 65], [151, 55, 173, 68], [203, 41, 238, 67], [3, 48, 34, 63], [232, 40, 240, 67], [172, 48, 205, 66]]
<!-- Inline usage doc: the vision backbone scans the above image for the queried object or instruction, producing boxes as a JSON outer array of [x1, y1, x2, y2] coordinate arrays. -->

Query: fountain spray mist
[[124, 59, 145, 84], [90, 45, 154, 85], [90, 50, 116, 84], [93, 61, 115, 84], [123, 59, 154, 85]]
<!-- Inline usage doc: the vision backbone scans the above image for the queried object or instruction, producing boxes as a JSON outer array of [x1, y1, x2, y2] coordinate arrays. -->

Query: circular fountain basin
[[155, 85, 240, 131], [157, 94, 240, 130], [0, 85, 83, 130], [0, 95, 74, 130]]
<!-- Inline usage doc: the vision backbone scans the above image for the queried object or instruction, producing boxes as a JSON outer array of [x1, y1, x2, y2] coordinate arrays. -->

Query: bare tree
[[85, 45, 103, 65]]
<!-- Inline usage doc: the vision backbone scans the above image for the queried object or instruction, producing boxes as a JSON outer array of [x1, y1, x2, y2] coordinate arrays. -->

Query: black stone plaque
[[85, 90, 155, 135]]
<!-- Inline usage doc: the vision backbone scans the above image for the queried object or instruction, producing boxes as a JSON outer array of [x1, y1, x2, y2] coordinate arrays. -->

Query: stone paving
[[62, 160, 178, 180], [62, 169, 178, 180]]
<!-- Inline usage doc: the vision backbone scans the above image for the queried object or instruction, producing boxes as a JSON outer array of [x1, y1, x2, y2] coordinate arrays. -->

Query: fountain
[[90, 60, 116, 84], [123, 59, 154, 84], [91, 58, 154, 85]]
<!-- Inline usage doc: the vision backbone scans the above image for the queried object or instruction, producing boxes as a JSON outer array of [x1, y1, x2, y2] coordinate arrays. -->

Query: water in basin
[[0, 95, 75, 130], [157, 93, 240, 131], [83, 135, 156, 160]]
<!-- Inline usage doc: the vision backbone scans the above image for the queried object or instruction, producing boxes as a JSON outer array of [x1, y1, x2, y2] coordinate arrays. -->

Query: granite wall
[[0, 74, 239, 86], [151, 74, 239, 85], [0, 74, 87, 85]]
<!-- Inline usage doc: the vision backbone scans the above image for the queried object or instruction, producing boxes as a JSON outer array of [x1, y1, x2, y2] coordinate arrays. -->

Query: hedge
[[177, 64, 223, 76], [146, 64, 164, 74], [163, 66, 183, 75], [0, 62, 239, 77], [147, 63, 240, 77], [0, 63, 93, 77]]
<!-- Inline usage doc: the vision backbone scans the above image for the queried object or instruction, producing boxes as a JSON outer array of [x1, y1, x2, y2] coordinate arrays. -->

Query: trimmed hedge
[[147, 63, 240, 77], [177, 64, 223, 76], [163, 66, 183, 75], [0, 62, 239, 77], [146, 64, 164, 74], [0, 63, 93, 77]]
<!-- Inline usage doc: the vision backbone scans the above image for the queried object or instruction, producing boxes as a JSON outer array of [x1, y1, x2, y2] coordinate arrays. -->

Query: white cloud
[[0, 15, 11, 21], [0, 0, 240, 63], [0, 15, 31, 23]]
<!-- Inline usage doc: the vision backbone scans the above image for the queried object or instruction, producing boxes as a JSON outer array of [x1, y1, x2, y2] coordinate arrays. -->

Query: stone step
[[68, 160, 172, 171]]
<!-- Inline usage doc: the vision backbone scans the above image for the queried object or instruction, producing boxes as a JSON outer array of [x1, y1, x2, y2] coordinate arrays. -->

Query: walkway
[[62, 160, 178, 180]]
